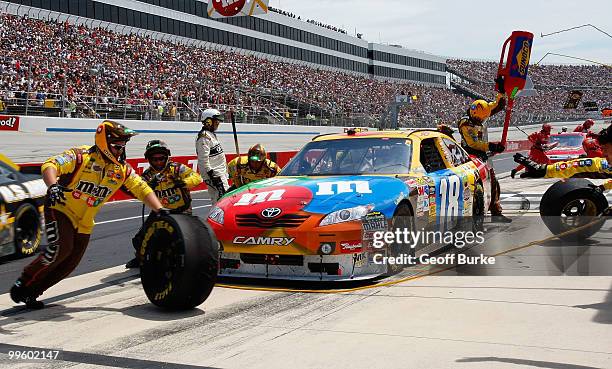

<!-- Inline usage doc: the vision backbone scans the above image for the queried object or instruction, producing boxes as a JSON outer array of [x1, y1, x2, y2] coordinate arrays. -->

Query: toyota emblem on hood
[[261, 207, 282, 218]]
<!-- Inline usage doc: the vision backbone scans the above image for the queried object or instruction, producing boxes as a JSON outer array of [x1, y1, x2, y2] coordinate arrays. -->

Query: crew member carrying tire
[[457, 76, 511, 223], [126, 140, 203, 268], [227, 144, 280, 190], [196, 109, 229, 205], [10, 120, 167, 309], [511, 123, 557, 178]]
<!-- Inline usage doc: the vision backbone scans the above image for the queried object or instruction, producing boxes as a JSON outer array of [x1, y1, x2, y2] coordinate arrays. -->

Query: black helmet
[[144, 140, 171, 158], [144, 140, 171, 170]]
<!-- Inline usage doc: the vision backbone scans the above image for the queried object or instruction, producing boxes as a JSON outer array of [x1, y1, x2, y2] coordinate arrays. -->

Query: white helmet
[[202, 108, 224, 131]]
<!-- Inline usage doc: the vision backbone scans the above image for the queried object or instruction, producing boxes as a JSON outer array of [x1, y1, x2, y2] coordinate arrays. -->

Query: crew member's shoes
[[10, 282, 44, 309], [510, 169, 517, 179], [491, 214, 513, 223], [125, 258, 139, 269]]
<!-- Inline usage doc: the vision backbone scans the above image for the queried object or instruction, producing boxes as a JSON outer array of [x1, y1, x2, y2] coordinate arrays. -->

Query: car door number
[[439, 176, 460, 218]]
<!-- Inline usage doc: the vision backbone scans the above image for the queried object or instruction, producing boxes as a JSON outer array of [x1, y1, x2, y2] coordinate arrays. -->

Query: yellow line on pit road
[[217, 218, 606, 294]]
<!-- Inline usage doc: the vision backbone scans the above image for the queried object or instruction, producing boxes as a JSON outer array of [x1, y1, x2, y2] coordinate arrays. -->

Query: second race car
[[208, 129, 493, 280], [0, 153, 46, 259]]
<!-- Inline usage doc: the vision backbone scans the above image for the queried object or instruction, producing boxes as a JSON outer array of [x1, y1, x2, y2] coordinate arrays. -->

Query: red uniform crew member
[[511, 123, 557, 178], [574, 119, 595, 135], [514, 123, 612, 193]]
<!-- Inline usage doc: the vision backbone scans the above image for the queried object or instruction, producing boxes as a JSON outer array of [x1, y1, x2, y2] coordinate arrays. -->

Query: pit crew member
[[126, 140, 202, 268], [10, 120, 166, 309], [511, 123, 557, 178], [196, 108, 229, 204], [514, 124, 612, 192], [457, 76, 510, 222], [227, 144, 280, 190]]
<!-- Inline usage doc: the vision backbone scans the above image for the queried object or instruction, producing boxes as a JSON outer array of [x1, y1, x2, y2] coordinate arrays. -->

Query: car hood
[[218, 175, 412, 216]]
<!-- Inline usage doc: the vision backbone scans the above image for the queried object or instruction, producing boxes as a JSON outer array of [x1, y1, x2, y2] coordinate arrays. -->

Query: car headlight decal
[[208, 206, 225, 225], [319, 205, 373, 226]]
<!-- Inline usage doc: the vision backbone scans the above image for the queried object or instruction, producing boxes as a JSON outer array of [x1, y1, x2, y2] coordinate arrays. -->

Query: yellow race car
[[0, 153, 46, 259], [208, 129, 494, 280]]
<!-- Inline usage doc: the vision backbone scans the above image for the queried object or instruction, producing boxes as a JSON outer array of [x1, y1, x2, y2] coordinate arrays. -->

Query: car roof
[[312, 129, 445, 142]]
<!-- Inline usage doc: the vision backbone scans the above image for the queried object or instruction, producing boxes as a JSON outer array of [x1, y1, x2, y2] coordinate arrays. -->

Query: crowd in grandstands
[[0, 13, 462, 123], [268, 7, 347, 34], [447, 59, 611, 122], [448, 59, 611, 87], [0, 13, 608, 126]]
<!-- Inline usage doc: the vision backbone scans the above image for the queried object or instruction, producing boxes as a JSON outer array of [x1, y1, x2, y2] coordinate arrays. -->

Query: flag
[[563, 90, 583, 110], [207, 0, 269, 19]]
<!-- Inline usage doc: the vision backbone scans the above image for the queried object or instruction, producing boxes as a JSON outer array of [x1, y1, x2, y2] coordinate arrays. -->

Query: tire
[[386, 203, 415, 275], [471, 182, 485, 233], [540, 179, 608, 241], [138, 214, 219, 310], [14, 203, 42, 257]]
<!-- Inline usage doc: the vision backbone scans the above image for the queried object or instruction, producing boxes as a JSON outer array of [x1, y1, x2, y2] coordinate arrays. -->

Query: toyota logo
[[261, 208, 282, 218]]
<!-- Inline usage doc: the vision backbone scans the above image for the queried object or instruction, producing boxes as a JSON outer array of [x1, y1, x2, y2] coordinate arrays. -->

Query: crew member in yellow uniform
[[126, 140, 202, 268], [514, 124, 612, 193], [457, 76, 510, 222], [10, 120, 166, 309], [227, 144, 280, 189]]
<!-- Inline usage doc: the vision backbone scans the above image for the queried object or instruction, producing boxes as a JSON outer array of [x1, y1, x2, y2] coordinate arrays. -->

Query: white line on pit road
[[95, 205, 212, 225]]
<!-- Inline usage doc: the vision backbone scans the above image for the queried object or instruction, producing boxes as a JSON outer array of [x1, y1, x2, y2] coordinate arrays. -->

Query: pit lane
[[1, 132, 611, 368]]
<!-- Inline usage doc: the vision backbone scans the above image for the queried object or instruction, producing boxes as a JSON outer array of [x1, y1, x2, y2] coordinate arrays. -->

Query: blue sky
[[271, 0, 612, 65]]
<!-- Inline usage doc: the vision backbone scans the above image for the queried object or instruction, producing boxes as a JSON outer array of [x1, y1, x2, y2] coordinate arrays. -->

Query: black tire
[[14, 203, 42, 257], [540, 179, 608, 241], [472, 182, 485, 233], [386, 203, 415, 275], [138, 214, 219, 310]]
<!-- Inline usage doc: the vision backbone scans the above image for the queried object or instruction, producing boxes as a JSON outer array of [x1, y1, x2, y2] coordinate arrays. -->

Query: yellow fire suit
[[141, 162, 203, 213], [545, 157, 612, 190], [227, 156, 280, 188], [40, 146, 153, 234]]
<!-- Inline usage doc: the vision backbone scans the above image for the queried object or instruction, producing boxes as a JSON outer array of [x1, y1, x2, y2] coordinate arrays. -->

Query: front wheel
[[385, 203, 415, 275], [14, 203, 42, 257]]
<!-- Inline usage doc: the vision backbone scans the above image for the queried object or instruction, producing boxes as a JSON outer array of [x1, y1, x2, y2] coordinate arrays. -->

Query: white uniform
[[196, 129, 229, 204]]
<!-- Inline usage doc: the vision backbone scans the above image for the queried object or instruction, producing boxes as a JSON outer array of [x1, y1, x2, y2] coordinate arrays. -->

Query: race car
[[546, 133, 603, 162], [207, 129, 492, 280], [0, 153, 46, 259]]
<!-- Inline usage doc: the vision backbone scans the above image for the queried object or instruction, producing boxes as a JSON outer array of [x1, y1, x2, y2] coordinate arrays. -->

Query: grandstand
[[0, 0, 608, 127]]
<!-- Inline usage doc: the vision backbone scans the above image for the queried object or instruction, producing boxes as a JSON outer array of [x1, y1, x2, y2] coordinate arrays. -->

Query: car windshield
[[281, 138, 412, 176], [549, 135, 583, 148]]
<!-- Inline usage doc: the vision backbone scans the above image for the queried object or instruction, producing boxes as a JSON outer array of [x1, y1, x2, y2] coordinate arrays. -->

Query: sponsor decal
[[0, 115, 19, 131], [261, 207, 282, 218], [362, 211, 386, 232], [353, 252, 368, 268], [75, 181, 112, 198], [340, 240, 362, 253], [315, 180, 372, 196], [232, 236, 295, 246], [72, 191, 82, 200], [235, 189, 285, 206]]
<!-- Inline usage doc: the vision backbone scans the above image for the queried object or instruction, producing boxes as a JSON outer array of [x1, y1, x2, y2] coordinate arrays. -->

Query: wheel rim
[[15, 209, 41, 254], [560, 198, 598, 227]]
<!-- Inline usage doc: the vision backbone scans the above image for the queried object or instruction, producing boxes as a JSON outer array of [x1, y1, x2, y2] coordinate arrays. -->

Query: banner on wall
[[0, 116, 19, 131]]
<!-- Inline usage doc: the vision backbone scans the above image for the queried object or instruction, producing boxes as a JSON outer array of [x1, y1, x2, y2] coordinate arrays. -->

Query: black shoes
[[491, 214, 513, 223], [510, 169, 517, 179], [125, 257, 139, 269], [10, 281, 44, 309]]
